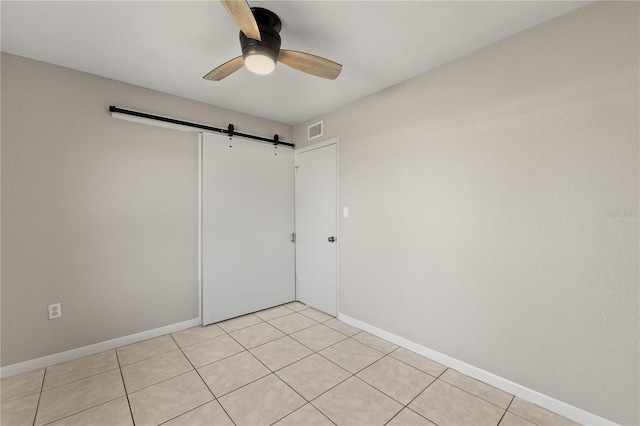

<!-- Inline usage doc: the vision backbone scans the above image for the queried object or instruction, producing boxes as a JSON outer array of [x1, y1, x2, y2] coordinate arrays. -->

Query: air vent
[[308, 121, 324, 141]]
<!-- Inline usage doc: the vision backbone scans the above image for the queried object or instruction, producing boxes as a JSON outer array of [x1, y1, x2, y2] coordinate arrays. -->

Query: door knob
[[328, 236, 335, 242]]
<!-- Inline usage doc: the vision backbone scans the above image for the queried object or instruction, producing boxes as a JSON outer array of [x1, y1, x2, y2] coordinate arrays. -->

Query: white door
[[202, 132, 295, 325], [295, 140, 338, 315]]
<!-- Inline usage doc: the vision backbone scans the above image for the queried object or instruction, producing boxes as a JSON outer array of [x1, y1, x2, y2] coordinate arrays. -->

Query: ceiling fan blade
[[278, 50, 342, 80], [203, 56, 245, 81], [220, 0, 261, 41]]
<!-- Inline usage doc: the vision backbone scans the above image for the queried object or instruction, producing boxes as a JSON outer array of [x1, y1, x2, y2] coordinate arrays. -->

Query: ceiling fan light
[[244, 53, 276, 75]]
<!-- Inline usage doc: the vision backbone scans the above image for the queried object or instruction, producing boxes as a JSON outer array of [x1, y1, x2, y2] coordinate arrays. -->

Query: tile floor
[[1, 302, 581, 426]]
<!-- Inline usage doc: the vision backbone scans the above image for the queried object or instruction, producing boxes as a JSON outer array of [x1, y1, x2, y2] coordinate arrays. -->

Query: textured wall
[[293, 3, 639, 424], [1, 53, 292, 366]]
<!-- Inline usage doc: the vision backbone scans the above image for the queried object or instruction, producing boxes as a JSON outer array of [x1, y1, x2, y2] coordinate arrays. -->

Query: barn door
[[202, 132, 295, 324]]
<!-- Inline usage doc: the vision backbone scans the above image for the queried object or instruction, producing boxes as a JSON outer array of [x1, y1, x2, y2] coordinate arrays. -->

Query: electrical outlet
[[48, 303, 61, 319]]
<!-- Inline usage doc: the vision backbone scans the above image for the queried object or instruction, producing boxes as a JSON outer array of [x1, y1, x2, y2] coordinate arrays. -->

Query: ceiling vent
[[308, 121, 324, 141]]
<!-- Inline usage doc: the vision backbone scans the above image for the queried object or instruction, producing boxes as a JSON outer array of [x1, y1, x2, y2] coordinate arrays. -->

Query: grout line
[[269, 351, 317, 374], [119, 347, 182, 369], [344, 335, 387, 355], [315, 406, 338, 426], [212, 332, 272, 392], [387, 348, 447, 380], [117, 335, 178, 368], [118, 353, 194, 394], [31, 366, 47, 426], [247, 339, 320, 375], [35, 366, 121, 393], [385, 406, 441, 426], [352, 354, 427, 405], [39, 396, 126, 426], [156, 336, 236, 425], [114, 350, 136, 426], [35, 352, 121, 393], [297, 309, 335, 323], [266, 315, 320, 335], [437, 375, 514, 412], [269, 399, 336, 426], [156, 401, 209, 426], [498, 397, 547, 426], [266, 375, 318, 424], [174, 329, 232, 350], [314, 336, 385, 375], [288, 324, 351, 353], [418, 366, 516, 414], [283, 301, 308, 312], [1, 390, 41, 405], [124, 369, 195, 397], [223, 317, 342, 425], [214, 370, 272, 400], [168, 334, 206, 386], [222, 335, 310, 424], [251, 303, 297, 321], [269, 320, 318, 335], [299, 349, 354, 401], [264, 385, 306, 425], [308, 400, 340, 426], [168, 334, 238, 426], [324, 322, 363, 338], [254, 313, 296, 323], [383, 408, 404, 425], [229, 333, 287, 352], [351, 332, 399, 353], [227, 333, 272, 374], [236, 332, 288, 352], [338, 373, 417, 421], [397, 367, 449, 426], [218, 320, 264, 334], [496, 396, 517, 426]]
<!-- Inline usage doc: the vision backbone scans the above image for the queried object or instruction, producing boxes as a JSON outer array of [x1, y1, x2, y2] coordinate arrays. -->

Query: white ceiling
[[1, 1, 589, 125]]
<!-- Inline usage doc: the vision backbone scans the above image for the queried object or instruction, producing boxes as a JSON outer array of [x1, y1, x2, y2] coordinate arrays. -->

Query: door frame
[[198, 133, 203, 324], [294, 137, 340, 315]]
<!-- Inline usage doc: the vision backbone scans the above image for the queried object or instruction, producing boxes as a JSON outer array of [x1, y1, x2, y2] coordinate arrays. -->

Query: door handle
[[328, 236, 335, 243]]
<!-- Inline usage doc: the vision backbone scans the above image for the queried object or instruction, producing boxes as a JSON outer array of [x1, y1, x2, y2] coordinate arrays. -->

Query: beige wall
[[1, 53, 292, 366], [294, 3, 639, 424]]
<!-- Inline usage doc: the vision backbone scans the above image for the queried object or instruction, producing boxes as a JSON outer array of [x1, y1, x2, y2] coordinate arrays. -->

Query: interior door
[[202, 132, 295, 325], [295, 141, 338, 315]]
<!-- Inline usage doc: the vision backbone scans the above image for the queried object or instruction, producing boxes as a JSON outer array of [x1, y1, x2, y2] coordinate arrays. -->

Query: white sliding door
[[202, 132, 295, 325]]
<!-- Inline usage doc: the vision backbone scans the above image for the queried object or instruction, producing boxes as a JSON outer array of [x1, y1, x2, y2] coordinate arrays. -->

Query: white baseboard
[[0, 317, 201, 378], [338, 314, 616, 426]]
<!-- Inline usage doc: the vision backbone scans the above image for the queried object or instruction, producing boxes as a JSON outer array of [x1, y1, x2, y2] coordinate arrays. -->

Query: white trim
[[294, 137, 340, 316], [338, 314, 617, 426], [294, 152, 300, 303], [198, 133, 204, 324], [0, 318, 201, 378], [334, 139, 340, 317], [295, 137, 338, 154]]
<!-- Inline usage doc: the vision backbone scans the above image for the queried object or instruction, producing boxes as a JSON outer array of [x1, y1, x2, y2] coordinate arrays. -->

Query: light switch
[[343, 207, 349, 218]]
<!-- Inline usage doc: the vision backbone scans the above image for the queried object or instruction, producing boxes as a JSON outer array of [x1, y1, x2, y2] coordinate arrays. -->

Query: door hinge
[[291, 232, 296, 243]]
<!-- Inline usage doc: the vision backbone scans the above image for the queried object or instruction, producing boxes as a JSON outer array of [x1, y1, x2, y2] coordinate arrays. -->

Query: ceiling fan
[[203, 0, 342, 81]]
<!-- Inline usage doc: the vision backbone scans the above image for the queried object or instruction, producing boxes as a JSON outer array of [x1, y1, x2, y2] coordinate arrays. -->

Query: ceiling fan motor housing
[[240, 7, 282, 64]]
